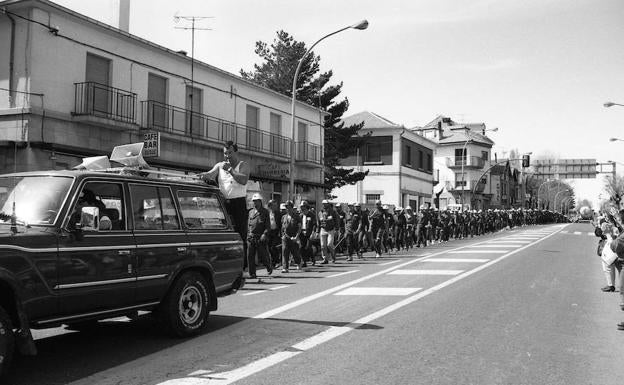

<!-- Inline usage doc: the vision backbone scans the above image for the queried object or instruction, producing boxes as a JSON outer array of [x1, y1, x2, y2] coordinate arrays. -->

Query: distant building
[[0, 0, 326, 206], [333, 111, 437, 209], [415, 115, 495, 210]]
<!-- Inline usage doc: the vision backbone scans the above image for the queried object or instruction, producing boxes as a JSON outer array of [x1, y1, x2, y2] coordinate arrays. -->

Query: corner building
[[333, 111, 437, 210]]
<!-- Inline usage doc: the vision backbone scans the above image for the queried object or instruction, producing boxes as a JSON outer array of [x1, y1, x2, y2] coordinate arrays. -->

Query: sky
[[52, 0, 624, 207]]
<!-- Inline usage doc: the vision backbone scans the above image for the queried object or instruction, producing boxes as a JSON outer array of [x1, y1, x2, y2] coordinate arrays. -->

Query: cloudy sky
[[52, 0, 624, 205]]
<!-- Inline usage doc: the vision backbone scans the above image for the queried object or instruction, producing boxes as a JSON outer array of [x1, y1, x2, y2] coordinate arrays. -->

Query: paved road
[[7, 223, 624, 385]]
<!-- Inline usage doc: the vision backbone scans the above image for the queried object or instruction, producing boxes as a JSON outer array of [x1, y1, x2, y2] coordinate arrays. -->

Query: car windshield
[[0, 176, 73, 225]]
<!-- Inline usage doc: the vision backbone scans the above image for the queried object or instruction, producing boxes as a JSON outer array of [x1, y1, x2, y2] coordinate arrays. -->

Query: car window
[[130, 184, 180, 230], [70, 181, 126, 231], [177, 190, 227, 230], [0, 176, 72, 225]]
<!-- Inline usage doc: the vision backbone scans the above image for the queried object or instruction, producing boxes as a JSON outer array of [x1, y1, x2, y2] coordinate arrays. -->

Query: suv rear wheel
[[0, 306, 15, 377], [158, 272, 211, 337]]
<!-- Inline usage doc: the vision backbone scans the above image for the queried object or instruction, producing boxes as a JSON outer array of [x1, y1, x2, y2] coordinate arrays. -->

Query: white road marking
[[242, 285, 290, 296], [388, 269, 463, 276], [335, 287, 422, 296], [168, 228, 563, 385], [448, 250, 507, 254], [587, 232, 594, 236], [573, 231, 582, 235], [425, 258, 490, 263], [560, 230, 569, 233], [469, 244, 522, 248], [487, 240, 531, 243], [379, 259, 403, 266], [326, 270, 359, 278]]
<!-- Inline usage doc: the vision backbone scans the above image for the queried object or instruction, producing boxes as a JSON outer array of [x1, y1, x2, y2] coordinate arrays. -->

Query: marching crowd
[[244, 194, 569, 278]]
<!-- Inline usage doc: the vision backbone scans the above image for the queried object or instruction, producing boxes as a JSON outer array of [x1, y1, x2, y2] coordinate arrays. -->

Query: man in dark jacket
[[247, 193, 272, 279]]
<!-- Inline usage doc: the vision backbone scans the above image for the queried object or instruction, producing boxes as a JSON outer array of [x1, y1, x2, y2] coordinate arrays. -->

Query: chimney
[[118, 0, 130, 32]]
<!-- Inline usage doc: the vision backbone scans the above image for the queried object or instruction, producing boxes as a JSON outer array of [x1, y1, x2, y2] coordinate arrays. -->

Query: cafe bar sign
[[143, 132, 160, 157], [256, 162, 289, 178]]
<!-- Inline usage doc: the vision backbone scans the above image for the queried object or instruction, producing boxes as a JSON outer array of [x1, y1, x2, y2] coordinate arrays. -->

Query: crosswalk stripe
[[425, 258, 490, 263], [470, 244, 522, 248], [326, 270, 359, 278], [388, 269, 464, 275], [335, 287, 422, 296], [448, 250, 507, 254]]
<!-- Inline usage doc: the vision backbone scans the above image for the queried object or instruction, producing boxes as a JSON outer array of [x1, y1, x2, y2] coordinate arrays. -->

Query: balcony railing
[[446, 156, 485, 169], [296, 142, 322, 164], [140, 100, 292, 158], [73, 82, 137, 123], [450, 179, 486, 192]]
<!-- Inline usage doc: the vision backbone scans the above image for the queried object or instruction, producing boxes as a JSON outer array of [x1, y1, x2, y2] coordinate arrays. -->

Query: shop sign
[[143, 132, 160, 157], [257, 162, 289, 178]]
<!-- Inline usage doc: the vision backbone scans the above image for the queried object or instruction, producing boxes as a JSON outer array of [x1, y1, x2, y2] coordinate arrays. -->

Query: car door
[[130, 183, 189, 303], [56, 180, 137, 317], [176, 188, 244, 291]]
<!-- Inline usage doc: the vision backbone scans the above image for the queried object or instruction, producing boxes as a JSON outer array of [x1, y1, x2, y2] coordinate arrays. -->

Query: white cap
[[382, 204, 389, 210], [279, 203, 287, 210], [251, 193, 262, 201], [406, 206, 412, 210], [322, 199, 329, 204]]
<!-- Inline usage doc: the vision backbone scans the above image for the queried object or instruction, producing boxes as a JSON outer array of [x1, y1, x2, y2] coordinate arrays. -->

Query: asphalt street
[[6, 222, 624, 385]]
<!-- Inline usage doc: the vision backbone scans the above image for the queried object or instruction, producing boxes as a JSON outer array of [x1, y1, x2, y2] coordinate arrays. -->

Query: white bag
[[602, 238, 619, 265]]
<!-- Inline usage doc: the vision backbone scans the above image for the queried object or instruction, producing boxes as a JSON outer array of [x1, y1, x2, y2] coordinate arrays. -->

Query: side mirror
[[79, 206, 100, 231]]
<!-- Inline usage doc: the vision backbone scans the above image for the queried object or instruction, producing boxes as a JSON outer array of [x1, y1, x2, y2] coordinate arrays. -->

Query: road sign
[[143, 132, 160, 157], [532, 158, 597, 178]]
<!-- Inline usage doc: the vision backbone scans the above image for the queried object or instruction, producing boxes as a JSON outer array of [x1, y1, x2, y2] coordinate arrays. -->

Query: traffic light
[[522, 154, 530, 168]]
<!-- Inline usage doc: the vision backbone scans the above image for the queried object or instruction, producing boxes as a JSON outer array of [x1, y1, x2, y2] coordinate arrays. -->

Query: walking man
[[246, 193, 272, 279]]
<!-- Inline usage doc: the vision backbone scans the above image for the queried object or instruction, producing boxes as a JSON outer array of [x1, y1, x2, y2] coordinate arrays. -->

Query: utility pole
[[174, 15, 212, 136]]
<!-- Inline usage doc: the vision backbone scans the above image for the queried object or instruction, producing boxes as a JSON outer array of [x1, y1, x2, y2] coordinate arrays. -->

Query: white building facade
[[418, 116, 495, 210], [0, 0, 326, 206], [332, 111, 437, 209]]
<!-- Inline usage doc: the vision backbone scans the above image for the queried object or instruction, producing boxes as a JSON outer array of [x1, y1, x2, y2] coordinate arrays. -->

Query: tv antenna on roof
[[174, 13, 213, 136]]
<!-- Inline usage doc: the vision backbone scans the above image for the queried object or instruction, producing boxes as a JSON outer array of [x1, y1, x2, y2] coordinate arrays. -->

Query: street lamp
[[460, 127, 498, 208], [610, 137, 624, 142], [554, 189, 570, 213], [289, 20, 369, 201], [604, 101, 624, 108]]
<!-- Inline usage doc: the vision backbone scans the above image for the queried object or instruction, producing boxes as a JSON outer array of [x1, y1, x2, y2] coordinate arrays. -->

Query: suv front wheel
[[0, 306, 15, 377], [158, 272, 211, 337]]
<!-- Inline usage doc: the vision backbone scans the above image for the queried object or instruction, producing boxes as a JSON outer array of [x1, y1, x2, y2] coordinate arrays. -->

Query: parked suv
[[0, 164, 245, 375]]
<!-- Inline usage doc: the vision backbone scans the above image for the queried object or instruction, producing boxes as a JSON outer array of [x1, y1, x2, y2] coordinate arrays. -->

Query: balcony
[[446, 156, 485, 169], [140, 100, 292, 158], [296, 142, 322, 164], [73, 82, 137, 123], [449, 179, 487, 193]]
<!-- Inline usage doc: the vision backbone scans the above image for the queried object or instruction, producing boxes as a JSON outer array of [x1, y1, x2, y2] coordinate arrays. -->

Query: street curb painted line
[[176, 226, 565, 385]]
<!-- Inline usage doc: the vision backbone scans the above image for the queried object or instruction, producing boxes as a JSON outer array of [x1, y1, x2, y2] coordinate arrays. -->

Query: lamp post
[[289, 20, 369, 201], [604, 101, 624, 108], [554, 189, 570, 213], [459, 127, 498, 209]]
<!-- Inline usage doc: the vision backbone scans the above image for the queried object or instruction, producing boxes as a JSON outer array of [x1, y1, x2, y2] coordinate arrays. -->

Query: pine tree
[[240, 30, 368, 193]]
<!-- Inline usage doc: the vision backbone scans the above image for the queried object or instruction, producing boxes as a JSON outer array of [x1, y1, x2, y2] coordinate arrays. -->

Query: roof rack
[[72, 142, 204, 183]]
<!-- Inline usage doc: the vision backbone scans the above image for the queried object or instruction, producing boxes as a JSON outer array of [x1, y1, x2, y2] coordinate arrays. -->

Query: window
[[366, 143, 381, 163], [130, 184, 180, 230], [270, 112, 282, 154], [177, 190, 227, 229], [427, 154, 432, 172], [481, 151, 489, 161], [455, 173, 467, 188], [85, 53, 111, 115], [71, 181, 125, 231], [418, 150, 424, 169], [246, 105, 260, 150], [366, 194, 381, 204], [403, 145, 412, 166], [454, 148, 467, 166], [148, 73, 168, 128], [272, 182, 282, 203], [186, 86, 203, 136], [297, 122, 308, 142], [364, 136, 392, 164]]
